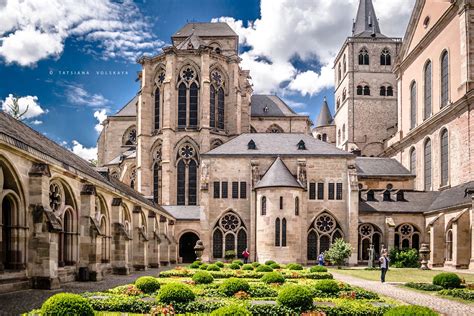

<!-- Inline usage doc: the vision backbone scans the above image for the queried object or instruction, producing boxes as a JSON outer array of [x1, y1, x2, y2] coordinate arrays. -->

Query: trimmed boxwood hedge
[[383, 305, 438, 316], [156, 282, 195, 304], [210, 304, 251, 316], [252, 262, 261, 267], [206, 264, 221, 271], [192, 271, 214, 284], [232, 260, 244, 266], [256, 265, 273, 272], [439, 288, 474, 301], [432, 273, 461, 289], [261, 271, 285, 284], [41, 293, 94, 316], [242, 264, 254, 271], [313, 279, 340, 296], [134, 276, 160, 294], [85, 293, 153, 313], [310, 265, 328, 273], [277, 285, 313, 311], [215, 261, 225, 268], [269, 263, 281, 269], [219, 278, 250, 296], [405, 282, 443, 291], [265, 260, 276, 266], [286, 263, 303, 270], [229, 263, 241, 270]]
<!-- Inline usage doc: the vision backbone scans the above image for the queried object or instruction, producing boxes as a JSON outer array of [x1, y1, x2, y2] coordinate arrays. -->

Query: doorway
[[179, 232, 199, 263]]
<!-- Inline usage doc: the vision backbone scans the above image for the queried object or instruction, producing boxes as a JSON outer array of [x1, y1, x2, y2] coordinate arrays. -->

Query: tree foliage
[[325, 238, 353, 268]]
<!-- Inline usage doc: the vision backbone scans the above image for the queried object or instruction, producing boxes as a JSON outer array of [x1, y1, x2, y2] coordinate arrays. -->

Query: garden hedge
[[41, 293, 94, 316]]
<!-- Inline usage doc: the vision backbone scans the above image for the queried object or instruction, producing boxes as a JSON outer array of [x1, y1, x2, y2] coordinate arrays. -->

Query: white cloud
[[0, 0, 164, 66], [94, 109, 108, 133], [30, 120, 43, 125], [1, 94, 47, 119], [213, 0, 415, 96], [64, 83, 109, 107], [71, 140, 97, 161]]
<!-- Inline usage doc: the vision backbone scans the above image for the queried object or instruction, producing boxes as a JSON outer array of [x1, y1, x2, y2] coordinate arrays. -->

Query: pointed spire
[[315, 97, 334, 127], [352, 0, 383, 37]]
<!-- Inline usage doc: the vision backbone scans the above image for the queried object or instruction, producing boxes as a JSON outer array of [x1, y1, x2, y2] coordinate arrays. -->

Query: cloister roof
[[254, 157, 303, 189]]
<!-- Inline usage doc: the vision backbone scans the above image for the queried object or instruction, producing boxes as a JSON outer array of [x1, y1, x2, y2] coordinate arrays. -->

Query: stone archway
[[179, 232, 199, 263]]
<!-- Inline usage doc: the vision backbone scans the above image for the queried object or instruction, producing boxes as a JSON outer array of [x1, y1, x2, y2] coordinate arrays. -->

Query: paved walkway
[[332, 271, 474, 316], [0, 266, 174, 316]]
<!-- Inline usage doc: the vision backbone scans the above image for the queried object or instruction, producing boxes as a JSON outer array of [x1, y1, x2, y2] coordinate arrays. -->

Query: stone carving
[[251, 162, 260, 186], [29, 163, 51, 177], [297, 161, 307, 187], [200, 161, 208, 190]]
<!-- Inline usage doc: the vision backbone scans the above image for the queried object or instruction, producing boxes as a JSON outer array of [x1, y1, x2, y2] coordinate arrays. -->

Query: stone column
[[347, 163, 359, 265], [159, 216, 169, 265], [169, 220, 177, 264], [110, 198, 130, 275], [132, 206, 148, 270], [385, 217, 395, 252], [147, 211, 159, 268], [428, 214, 445, 268], [453, 210, 470, 268]]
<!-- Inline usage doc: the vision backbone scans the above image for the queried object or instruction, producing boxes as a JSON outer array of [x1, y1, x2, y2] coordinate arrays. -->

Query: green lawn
[[329, 268, 474, 284]]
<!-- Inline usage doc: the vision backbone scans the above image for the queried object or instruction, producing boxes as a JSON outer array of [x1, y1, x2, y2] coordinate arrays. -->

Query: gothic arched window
[[441, 51, 449, 108], [275, 218, 281, 246], [363, 85, 370, 96], [424, 138, 432, 191], [295, 197, 299, 216], [358, 223, 383, 260], [387, 86, 393, 96], [212, 212, 247, 259], [357, 85, 363, 95], [424, 61, 432, 120], [266, 124, 284, 133], [210, 70, 225, 130], [440, 129, 449, 186], [359, 48, 369, 65], [307, 213, 343, 260], [380, 86, 386, 96], [123, 126, 137, 146], [154, 70, 165, 130], [176, 143, 199, 205], [152, 151, 162, 204], [177, 66, 199, 129], [282, 218, 287, 247], [410, 147, 416, 175], [380, 49, 391, 66], [342, 88, 347, 100], [261, 196, 266, 215], [410, 81, 417, 129], [338, 63, 341, 83], [395, 223, 420, 250], [343, 55, 347, 73]]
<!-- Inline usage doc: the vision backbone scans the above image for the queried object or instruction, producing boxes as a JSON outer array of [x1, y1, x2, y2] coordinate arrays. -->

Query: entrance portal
[[179, 232, 199, 263]]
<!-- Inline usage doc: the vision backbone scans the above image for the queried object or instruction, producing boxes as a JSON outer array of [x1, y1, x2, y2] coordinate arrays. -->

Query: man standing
[[318, 252, 325, 266], [379, 250, 390, 283], [242, 248, 250, 264]]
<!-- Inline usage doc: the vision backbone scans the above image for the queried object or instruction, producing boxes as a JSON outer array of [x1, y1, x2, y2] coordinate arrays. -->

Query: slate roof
[[176, 33, 206, 50], [315, 98, 334, 127], [105, 149, 136, 166], [254, 157, 303, 189], [251, 95, 302, 117], [429, 181, 474, 212], [203, 133, 353, 157], [355, 157, 414, 177], [172, 22, 237, 38], [352, 0, 385, 38], [113, 95, 138, 117], [0, 112, 170, 216], [162, 205, 201, 220]]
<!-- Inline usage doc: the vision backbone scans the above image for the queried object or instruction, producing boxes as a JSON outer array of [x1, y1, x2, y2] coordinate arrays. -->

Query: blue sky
[[0, 0, 414, 160]]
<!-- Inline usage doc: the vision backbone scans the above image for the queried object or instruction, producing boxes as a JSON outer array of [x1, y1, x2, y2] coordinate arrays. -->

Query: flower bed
[[30, 262, 439, 315]]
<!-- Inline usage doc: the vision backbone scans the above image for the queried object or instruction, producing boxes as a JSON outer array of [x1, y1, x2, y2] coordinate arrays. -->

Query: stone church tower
[[331, 0, 402, 156]]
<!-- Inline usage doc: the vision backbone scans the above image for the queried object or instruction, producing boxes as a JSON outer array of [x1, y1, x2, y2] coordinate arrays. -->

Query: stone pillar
[[147, 211, 160, 268], [453, 210, 470, 268], [169, 220, 177, 264], [110, 199, 131, 275], [347, 163, 359, 265], [132, 206, 148, 271], [159, 216, 169, 265], [428, 214, 445, 268], [27, 163, 60, 289]]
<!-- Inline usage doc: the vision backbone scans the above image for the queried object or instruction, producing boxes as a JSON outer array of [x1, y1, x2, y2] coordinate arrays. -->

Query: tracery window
[[358, 223, 382, 261], [359, 48, 369, 65], [154, 69, 165, 130], [343, 55, 347, 73], [307, 213, 343, 260], [338, 64, 341, 83], [410, 81, 417, 129], [266, 124, 284, 133], [212, 211, 247, 259], [424, 61, 432, 120], [440, 129, 449, 186], [152, 148, 162, 204], [123, 126, 137, 146], [441, 51, 449, 108], [95, 196, 110, 263], [177, 66, 199, 129], [176, 143, 199, 205], [445, 223, 453, 261], [424, 138, 432, 191], [129, 168, 136, 189], [342, 88, 347, 101], [394, 223, 420, 250], [380, 49, 391, 66], [210, 69, 225, 130]]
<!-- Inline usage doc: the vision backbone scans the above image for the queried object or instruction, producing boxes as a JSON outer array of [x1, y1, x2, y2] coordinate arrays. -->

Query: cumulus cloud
[[0, 0, 164, 66], [1, 94, 47, 119], [71, 140, 97, 161], [213, 0, 415, 95], [94, 109, 108, 133], [30, 120, 43, 125], [64, 83, 109, 108]]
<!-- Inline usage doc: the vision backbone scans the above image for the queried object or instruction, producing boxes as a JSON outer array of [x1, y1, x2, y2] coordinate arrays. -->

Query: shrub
[[210, 304, 251, 316], [389, 248, 420, 268], [265, 260, 276, 266], [315, 300, 390, 316], [261, 271, 286, 284], [229, 263, 241, 270], [206, 264, 221, 271], [277, 285, 313, 311], [270, 263, 281, 269], [339, 287, 379, 300], [156, 282, 195, 304], [325, 238, 352, 268], [86, 293, 153, 313], [107, 284, 142, 296], [219, 278, 250, 296], [313, 279, 340, 296], [248, 304, 294, 315], [439, 288, 474, 301], [256, 264, 273, 272], [193, 260, 203, 265], [215, 261, 224, 268], [252, 262, 261, 267], [232, 259, 244, 266], [304, 272, 334, 280], [242, 264, 253, 271], [405, 282, 443, 291], [433, 272, 461, 289], [199, 263, 209, 270], [310, 266, 328, 273], [248, 283, 278, 298], [41, 293, 94, 316], [192, 271, 214, 284], [171, 300, 225, 314], [286, 263, 303, 270], [189, 262, 200, 269], [135, 276, 161, 294], [225, 250, 236, 260], [384, 305, 438, 316]]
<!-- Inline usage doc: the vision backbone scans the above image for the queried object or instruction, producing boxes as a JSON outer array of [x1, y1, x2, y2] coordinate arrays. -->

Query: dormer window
[[366, 190, 376, 201], [396, 190, 405, 202], [297, 140, 306, 150], [248, 140, 256, 150], [187, 42, 193, 50], [215, 47, 221, 54], [383, 190, 392, 201], [263, 106, 269, 113]]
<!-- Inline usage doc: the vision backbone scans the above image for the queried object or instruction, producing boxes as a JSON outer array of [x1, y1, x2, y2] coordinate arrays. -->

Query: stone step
[[0, 280, 30, 294]]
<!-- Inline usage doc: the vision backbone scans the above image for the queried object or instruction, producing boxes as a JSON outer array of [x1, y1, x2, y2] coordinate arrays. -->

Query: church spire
[[315, 97, 334, 127], [352, 0, 383, 37]]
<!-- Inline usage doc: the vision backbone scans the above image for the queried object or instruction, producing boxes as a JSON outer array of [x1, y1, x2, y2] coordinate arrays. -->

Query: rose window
[[211, 71, 223, 86], [182, 68, 195, 81], [157, 71, 165, 84], [220, 213, 240, 231], [400, 224, 412, 236], [179, 145, 195, 159], [359, 224, 373, 236], [49, 182, 62, 212], [128, 129, 137, 144], [316, 214, 335, 233]]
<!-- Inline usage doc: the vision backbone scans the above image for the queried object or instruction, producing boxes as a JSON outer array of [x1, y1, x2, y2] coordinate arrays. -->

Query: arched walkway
[[179, 232, 199, 263]]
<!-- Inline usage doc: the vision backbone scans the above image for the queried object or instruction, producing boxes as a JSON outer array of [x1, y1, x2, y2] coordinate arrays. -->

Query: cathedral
[[0, 0, 473, 293]]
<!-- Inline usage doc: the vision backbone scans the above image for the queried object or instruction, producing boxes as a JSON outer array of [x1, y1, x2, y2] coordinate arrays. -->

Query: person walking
[[242, 248, 250, 264], [379, 250, 390, 283], [318, 252, 325, 266]]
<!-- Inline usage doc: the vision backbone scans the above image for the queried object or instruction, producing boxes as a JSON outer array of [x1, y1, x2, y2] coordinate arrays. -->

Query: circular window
[[179, 145, 195, 159], [423, 16, 430, 29], [49, 182, 63, 212], [315, 214, 335, 233], [359, 224, 373, 236], [220, 213, 240, 231], [386, 183, 393, 190], [400, 224, 413, 236]]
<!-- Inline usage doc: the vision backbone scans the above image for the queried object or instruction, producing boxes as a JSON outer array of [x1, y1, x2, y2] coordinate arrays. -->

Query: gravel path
[[332, 271, 474, 316], [0, 266, 174, 316]]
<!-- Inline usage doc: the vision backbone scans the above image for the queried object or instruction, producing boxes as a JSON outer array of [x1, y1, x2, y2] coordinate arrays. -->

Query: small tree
[[325, 238, 353, 268], [4, 95, 28, 120]]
